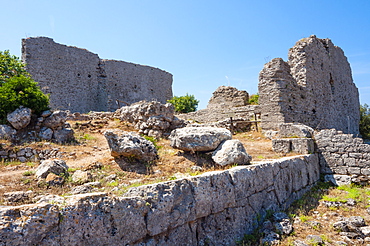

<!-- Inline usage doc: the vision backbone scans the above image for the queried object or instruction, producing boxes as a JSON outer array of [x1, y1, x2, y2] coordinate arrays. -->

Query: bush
[[249, 94, 259, 105], [0, 51, 49, 123], [167, 94, 199, 113], [360, 104, 370, 139]]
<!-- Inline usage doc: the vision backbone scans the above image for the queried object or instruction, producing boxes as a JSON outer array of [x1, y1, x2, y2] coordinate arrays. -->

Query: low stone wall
[[0, 147, 62, 163], [315, 129, 370, 180], [0, 154, 319, 245]]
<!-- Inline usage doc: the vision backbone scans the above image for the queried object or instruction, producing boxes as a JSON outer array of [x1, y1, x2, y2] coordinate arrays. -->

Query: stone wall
[[315, 129, 370, 180], [0, 154, 320, 245], [22, 37, 173, 113], [258, 35, 360, 134], [178, 86, 259, 124]]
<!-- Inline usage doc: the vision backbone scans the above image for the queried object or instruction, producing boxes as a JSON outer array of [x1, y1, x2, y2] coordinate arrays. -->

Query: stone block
[[272, 139, 291, 153]]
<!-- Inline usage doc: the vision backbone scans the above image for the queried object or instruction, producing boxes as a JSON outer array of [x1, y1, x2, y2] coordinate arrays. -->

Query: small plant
[[22, 178, 32, 184], [143, 135, 162, 149], [22, 170, 35, 176], [167, 93, 199, 113], [106, 180, 119, 187], [299, 214, 312, 222]]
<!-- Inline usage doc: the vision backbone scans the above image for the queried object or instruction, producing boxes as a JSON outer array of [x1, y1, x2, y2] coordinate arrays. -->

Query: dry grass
[[0, 120, 297, 206]]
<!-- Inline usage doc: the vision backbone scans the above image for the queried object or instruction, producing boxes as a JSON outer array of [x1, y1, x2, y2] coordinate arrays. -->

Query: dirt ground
[[0, 119, 294, 205]]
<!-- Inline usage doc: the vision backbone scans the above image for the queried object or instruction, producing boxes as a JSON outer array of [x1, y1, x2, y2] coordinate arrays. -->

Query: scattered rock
[[72, 170, 92, 184], [274, 219, 293, 235], [35, 159, 69, 179], [0, 125, 16, 140], [169, 127, 232, 152], [261, 231, 280, 245], [293, 240, 309, 246], [42, 110, 67, 129], [6, 106, 32, 130], [212, 139, 252, 166], [104, 130, 158, 162], [45, 173, 64, 186], [39, 127, 53, 140], [70, 185, 94, 195], [53, 127, 75, 143]]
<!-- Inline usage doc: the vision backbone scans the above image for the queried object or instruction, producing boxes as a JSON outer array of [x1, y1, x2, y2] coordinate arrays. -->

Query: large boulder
[[35, 159, 69, 179], [104, 130, 158, 162], [169, 127, 232, 152], [6, 106, 32, 130], [42, 111, 67, 129], [0, 125, 16, 140], [53, 127, 75, 143], [278, 123, 314, 138], [212, 140, 252, 166], [116, 101, 186, 138]]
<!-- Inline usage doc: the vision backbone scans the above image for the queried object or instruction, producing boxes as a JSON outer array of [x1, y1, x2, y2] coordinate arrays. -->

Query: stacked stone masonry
[[315, 129, 370, 177], [22, 37, 173, 113], [0, 154, 320, 245], [258, 35, 360, 134], [0, 147, 62, 163]]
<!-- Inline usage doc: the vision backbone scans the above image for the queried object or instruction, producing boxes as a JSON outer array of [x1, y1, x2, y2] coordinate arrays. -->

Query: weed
[[22, 170, 35, 176], [22, 178, 32, 184], [106, 181, 119, 187], [26, 162, 36, 167], [299, 215, 312, 222]]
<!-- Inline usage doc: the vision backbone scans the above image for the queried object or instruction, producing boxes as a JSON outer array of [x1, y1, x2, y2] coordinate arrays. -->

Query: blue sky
[[1, 0, 369, 109]]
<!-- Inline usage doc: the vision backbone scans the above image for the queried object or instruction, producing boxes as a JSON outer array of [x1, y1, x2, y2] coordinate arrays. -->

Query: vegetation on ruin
[[0, 51, 49, 123], [167, 93, 199, 113], [360, 103, 370, 139], [248, 94, 259, 105]]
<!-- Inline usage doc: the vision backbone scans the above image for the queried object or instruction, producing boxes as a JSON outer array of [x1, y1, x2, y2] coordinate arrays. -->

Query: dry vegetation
[[0, 119, 291, 206]]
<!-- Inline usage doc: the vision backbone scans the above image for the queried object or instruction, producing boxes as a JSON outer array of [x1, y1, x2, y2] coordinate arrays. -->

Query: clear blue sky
[[1, 0, 369, 109]]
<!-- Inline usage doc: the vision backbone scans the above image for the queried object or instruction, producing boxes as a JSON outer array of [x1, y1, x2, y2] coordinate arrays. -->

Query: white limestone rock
[[6, 106, 32, 130], [212, 140, 252, 166], [104, 130, 158, 162], [169, 127, 232, 152], [35, 159, 69, 179], [42, 110, 67, 129], [0, 125, 16, 140]]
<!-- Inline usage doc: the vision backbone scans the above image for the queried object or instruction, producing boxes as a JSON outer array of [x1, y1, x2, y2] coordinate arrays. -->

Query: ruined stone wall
[[22, 37, 173, 113], [259, 36, 360, 134], [0, 155, 319, 245], [315, 129, 370, 179]]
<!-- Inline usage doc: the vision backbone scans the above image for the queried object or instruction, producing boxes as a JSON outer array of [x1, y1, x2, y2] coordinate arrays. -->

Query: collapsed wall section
[[0, 155, 320, 245], [258, 35, 360, 134], [22, 37, 173, 113]]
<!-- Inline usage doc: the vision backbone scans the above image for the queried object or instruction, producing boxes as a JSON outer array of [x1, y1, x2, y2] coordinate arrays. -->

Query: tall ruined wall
[[22, 37, 173, 113], [259, 35, 360, 134], [0, 155, 319, 246]]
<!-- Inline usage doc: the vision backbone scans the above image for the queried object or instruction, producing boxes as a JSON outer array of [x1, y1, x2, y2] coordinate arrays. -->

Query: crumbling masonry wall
[[0, 155, 319, 245], [22, 37, 173, 113], [259, 35, 360, 134]]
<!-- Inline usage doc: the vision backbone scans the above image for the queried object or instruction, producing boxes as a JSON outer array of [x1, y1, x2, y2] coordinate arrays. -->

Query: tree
[[360, 104, 370, 139], [249, 94, 259, 105], [167, 94, 199, 113], [0, 51, 49, 123], [0, 50, 29, 84]]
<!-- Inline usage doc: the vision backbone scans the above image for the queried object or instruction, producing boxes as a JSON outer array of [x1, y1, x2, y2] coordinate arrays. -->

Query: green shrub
[[167, 93, 199, 113], [248, 94, 259, 105], [360, 104, 370, 139], [0, 51, 49, 123], [0, 75, 49, 123]]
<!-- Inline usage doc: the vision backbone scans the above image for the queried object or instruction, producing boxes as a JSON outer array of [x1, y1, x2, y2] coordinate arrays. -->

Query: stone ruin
[[259, 35, 360, 135], [22, 37, 173, 113]]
